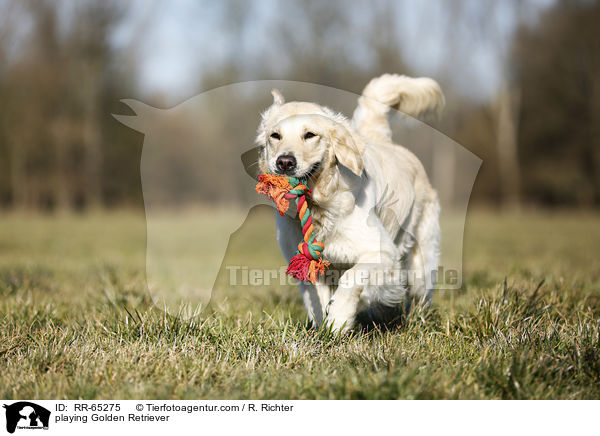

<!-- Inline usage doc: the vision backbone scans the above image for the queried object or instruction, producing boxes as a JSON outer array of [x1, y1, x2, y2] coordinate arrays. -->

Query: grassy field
[[0, 209, 599, 399]]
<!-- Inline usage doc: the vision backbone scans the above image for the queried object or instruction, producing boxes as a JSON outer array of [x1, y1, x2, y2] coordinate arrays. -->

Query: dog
[[257, 74, 443, 332]]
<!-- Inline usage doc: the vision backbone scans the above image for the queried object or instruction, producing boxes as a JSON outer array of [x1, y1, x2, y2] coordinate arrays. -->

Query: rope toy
[[256, 173, 330, 283]]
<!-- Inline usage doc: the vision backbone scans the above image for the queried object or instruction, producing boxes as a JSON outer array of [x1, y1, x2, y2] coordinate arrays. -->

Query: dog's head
[[256, 90, 365, 196]]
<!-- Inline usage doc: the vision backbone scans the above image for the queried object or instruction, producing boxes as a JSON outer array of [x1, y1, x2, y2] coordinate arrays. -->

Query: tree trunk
[[432, 142, 456, 210], [495, 82, 521, 209], [51, 117, 71, 210], [8, 136, 27, 209], [82, 65, 102, 210]]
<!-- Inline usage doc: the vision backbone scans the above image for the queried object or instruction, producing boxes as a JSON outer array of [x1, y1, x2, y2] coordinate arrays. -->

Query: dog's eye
[[270, 132, 281, 140], [304, 132, 317, 140]]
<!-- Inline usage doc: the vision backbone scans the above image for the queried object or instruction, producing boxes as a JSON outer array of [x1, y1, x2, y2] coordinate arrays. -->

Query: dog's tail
[[352, 74, 444, 142]]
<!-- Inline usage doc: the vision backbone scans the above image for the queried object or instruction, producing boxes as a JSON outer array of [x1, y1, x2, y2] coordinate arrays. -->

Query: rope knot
[[256, 173, 329, 283]]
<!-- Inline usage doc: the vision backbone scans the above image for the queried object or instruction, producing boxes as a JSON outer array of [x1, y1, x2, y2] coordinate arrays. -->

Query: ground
[[0, 209, 599, 399]]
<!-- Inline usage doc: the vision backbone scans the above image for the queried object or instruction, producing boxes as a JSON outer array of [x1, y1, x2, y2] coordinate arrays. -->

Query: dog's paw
[[323, 309, 356, 334], [324, 282, 362, 334]]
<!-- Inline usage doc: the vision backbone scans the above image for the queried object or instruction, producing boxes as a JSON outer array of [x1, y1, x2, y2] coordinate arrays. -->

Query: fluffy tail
[[352, 74, 444, 142]]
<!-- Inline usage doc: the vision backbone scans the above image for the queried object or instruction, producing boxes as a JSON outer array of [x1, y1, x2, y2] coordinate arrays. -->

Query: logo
[[112, 81, 482, 318], [3, 402, 50, 433]]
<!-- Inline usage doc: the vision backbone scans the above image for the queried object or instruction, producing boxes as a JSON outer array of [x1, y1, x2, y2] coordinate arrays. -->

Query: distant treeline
[[0, 0, 598, 211]]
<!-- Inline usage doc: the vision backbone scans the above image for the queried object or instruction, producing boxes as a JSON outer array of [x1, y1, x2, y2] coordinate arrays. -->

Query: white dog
[[257, 74, 443, 332]]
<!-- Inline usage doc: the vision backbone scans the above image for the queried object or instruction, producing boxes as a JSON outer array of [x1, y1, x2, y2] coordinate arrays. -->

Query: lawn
[[0, 209, 599, 399]]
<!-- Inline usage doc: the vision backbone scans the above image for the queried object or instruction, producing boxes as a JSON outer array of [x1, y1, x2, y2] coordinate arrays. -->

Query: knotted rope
[[256, 173, 330, 283]]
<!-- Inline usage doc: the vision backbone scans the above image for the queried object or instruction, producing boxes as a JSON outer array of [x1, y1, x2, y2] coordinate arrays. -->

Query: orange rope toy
[[256, 173, 330, 283]]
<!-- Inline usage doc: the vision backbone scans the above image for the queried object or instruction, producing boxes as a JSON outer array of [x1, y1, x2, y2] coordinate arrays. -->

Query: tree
[[513, 0, 600, 206], [0, 0, 136, 210]]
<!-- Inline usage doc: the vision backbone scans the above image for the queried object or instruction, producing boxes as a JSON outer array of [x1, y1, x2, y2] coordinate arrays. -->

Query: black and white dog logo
[[3, 402, 50, 433]]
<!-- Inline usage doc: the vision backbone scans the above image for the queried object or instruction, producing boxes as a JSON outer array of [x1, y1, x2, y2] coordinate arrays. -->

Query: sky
[[110, 0, 555, 105]]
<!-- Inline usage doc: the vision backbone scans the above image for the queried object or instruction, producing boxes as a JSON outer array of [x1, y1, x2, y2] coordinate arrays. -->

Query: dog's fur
[[257, 74, 443, 332]]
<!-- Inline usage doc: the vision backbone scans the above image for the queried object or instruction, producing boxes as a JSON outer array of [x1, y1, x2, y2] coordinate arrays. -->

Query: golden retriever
[[257, 74, 443, 332]]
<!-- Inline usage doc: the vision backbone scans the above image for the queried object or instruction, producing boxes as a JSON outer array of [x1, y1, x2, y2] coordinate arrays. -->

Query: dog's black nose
[[276, 155, 297, 173]]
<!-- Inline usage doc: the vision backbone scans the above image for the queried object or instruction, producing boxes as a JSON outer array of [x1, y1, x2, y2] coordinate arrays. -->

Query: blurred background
[[1, 0, 599, 212], [2, 0, 600, 400]]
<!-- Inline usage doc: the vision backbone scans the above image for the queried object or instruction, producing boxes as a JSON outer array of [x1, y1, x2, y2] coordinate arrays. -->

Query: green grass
[[0, 209, 599, 399]]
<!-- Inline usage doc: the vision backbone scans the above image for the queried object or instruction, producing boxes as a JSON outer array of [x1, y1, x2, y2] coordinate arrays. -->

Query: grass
[[0, 208, 599, 399]]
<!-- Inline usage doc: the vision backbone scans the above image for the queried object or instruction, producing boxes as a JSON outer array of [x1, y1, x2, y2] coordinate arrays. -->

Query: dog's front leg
[[323, 271, 363, 333], [275, 213, 332, 326], [299, 280, 331, 327], [324, 230, 399, 333], [324, 252, 391, 333]]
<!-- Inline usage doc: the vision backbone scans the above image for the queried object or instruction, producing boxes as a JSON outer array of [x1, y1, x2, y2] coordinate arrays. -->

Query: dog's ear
[[271, 89, 285, 105], [330, 123, 365, 176], [255, 90, 285, 146]]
